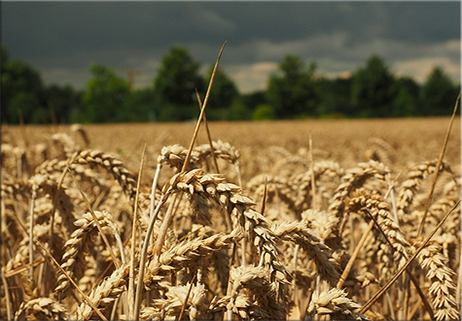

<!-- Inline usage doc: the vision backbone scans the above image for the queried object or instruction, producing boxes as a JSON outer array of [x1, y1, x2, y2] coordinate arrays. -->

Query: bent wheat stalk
[[417, 93, 459, 236], [360, 200, 460, 314]]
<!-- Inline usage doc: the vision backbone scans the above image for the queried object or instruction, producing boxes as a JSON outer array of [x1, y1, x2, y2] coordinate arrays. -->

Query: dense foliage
[[1, 45, 460, 124]]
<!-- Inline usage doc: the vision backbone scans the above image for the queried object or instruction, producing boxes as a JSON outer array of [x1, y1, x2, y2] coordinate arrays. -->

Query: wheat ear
[[272, 221, 340, 286], [307, 287, 370, 321], [412, 240, 460, 320], [74, 264, 129, 320], [14, 297, 69, 320]]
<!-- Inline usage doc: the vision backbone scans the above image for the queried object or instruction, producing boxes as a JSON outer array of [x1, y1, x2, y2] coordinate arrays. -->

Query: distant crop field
[[1, 117, 460, 320]]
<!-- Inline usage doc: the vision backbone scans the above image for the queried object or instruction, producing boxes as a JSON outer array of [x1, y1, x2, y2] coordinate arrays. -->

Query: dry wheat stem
[[152, 193, 181, 258], [195, 88, 220, 174], [309, 131, 319, 209], [181, 41, 227, 174], [178, 274, 197, 321], [417, 93, 459, 236], [48, 155, 74, 267], [3, 259, 44, 278], [362, 206, 435, 319], [128, 143, 146, 320], [346, 187, 434, 318], [28, 184, 37, 290], [337, 219, 374, 289], [133, 189, 172, 320], [1, 268, 13, 320], [338, 173, 400, 289], [360, 199, 461, 314], [44, 155, 77, 298]]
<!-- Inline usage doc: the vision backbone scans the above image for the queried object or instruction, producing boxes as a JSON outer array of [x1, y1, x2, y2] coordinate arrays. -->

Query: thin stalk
[[417, 93, 459, 236], [178, 275, 197, 321], [195, 88, 220, 174], [260, 177, 268, 216], [403, 274, 411, 320], [308, 132, 318, 209], [292, 243, 300, 301], [194, 88, 233, 234], [235, 163, 243, 188], [46, 156, 74, 296], [128, 144, 146, 320], [337, 219, 374, 289], [226, 244, 237, 321], [3, 259, 44, 278], [1, 269, 12, 320], [337, 173, 397, 288], [110, 296, 119, 321], [181, 41, 227, 174], [133, 190, 172, 320], [360, 200, 460, 314], [363, 207, 435, 319], [385, 292, 396, 320], [152, 193, 181, 257], [150, 163, 163, 216], [28, 188, 36, 290], [459, 236, 462, 318], [132, 158, 164, 320], [387, 171, 405, 320]]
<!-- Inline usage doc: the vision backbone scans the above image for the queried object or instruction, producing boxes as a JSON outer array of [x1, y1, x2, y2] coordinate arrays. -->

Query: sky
[[2, 1, 461, 93]]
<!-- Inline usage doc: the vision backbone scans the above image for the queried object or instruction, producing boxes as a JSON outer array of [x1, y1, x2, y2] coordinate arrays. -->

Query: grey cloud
[[2, 1, 460, 91]]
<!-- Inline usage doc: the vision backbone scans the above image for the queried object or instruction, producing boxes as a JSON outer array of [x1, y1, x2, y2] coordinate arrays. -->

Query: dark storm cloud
[[2, 1, 460, 91]]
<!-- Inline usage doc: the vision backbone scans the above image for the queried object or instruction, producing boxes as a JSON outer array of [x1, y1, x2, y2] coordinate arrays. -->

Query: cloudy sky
[[2, 1, 461, 93]]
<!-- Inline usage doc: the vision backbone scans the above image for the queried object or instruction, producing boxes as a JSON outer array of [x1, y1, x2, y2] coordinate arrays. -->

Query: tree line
[[1, 44, 460, 124]]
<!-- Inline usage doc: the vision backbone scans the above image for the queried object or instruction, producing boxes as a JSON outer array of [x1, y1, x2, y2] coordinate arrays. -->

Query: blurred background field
[[3, 116, 460, 174]]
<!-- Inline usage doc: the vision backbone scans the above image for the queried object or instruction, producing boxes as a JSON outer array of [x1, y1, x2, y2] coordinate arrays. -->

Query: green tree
[[315, 77, 353, 117], [241, 90, 267, 114], [45, 84, 81, 124], [204, 66, 239, 120], [252, 104, 275, 120], [351, 55, 396, 117], [229, 97, 252, 121], [153, 47, 205, 121], [123, 88, 157, 122], [420, 66, 459, 116], [391, 77, 419, 117], [266, 55, 319, 119], [81, 64, 131, 123], [1, 45, 46, 123], [8, 92, 45, 123]]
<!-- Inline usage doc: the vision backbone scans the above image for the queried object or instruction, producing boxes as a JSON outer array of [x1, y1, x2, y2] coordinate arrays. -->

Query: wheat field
[[1, 116, 461, 320]]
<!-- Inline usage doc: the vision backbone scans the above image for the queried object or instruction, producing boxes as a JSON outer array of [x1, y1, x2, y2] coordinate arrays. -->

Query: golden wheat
[[1, 117, 460, 320]]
